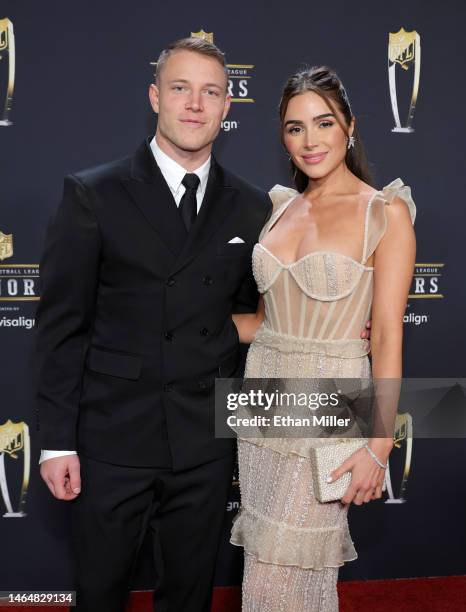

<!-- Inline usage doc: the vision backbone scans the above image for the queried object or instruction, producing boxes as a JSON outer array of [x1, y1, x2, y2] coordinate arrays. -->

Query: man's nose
[[186, 90, 203, 112]]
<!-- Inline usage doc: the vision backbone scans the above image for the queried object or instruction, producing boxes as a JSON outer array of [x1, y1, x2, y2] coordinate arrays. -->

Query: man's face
[[149, 50, 231, 157]]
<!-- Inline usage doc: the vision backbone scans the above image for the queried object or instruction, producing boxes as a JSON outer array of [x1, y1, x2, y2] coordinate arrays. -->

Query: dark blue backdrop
[[1, 0, 465, 592]]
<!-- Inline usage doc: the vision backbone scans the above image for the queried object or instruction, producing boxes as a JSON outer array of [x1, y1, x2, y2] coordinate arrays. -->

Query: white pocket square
[[228, 237, 245, 244]]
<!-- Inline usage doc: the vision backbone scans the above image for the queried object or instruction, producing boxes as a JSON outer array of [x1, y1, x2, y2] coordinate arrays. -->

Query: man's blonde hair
[[155, 37, 228, 87]]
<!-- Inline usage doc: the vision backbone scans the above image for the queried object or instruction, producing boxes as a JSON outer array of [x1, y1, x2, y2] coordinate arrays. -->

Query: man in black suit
[[36, 37, 271, 612]]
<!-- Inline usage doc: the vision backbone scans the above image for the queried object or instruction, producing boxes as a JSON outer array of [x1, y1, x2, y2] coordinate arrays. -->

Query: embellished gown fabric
[[230, 179, 416, 611]]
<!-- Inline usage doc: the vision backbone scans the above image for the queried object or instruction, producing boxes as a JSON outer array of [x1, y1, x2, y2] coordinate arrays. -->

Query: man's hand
[[360, 319, 371, 340], [40, 455, 81, 501]]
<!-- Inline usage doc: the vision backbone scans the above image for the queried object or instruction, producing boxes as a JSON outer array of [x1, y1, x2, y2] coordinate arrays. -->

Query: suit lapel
[[170, 158, 238, 275], [121, 139, 187, 257]]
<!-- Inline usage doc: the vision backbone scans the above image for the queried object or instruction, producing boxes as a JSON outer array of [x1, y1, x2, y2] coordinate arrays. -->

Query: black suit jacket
[[34, 139, 272, 470]]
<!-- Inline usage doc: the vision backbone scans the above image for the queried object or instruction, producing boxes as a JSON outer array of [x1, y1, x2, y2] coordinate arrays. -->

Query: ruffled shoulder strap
[[268, 184, 298, 212], [259, 184, 298, 241], [362, 178, 416, 264], [379, 178, 416, 224]]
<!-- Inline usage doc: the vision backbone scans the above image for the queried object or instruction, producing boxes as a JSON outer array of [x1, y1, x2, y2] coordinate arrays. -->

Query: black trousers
[[71, 452, 235, 612]]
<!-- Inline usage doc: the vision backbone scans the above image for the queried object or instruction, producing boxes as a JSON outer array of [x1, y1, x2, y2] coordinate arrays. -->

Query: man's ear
[[149, 83, 160, 114], [222, 94, 232, 121]]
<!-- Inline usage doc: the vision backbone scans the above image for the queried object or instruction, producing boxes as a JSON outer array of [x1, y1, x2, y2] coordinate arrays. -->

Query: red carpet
[[2, 577, 465, 611], [337, 576, 466, 611], [130, 577, 466, 611]]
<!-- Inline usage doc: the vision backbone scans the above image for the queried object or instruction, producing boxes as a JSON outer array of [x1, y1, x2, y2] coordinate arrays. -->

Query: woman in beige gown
[[230, 67, 416, 610]]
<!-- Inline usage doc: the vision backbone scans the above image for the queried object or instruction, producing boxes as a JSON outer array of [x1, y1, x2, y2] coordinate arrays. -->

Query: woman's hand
[[360, 319, 371, 340], [329, 439, 393, 505]]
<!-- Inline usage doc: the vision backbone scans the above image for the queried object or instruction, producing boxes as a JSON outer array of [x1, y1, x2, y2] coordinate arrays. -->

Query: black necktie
[[179, 173, 200, 232]]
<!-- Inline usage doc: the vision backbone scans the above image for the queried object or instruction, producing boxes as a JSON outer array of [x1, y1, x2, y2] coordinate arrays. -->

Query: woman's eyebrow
[[284, 113, 335, 126], [284, 119, 304, 126], [313, 113, 335, 121]]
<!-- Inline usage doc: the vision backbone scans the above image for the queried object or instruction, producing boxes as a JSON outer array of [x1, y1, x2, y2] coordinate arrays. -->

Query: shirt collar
[[150, 135, 211, 195]]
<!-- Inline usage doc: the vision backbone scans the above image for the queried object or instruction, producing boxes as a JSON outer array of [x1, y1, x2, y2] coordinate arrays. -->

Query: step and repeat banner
[[1, 0, 465, 593]]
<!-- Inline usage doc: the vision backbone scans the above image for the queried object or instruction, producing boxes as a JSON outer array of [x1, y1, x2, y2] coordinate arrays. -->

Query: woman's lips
[[302, 152, 328, 164]]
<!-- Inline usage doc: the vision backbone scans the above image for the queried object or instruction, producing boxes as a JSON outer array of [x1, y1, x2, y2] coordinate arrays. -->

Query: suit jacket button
[[163, 384, 172, 392], [164, 331, 174, 341], [200, 327, 209, 336], [202, 275, 213, 286], [166, 277, 176, 287]]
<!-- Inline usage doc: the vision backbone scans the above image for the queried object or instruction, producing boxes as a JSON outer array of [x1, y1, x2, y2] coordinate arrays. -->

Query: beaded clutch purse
[[310, 440, 367, 503]]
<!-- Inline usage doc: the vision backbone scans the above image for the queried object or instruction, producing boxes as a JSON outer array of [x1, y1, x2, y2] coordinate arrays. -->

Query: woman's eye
[[319, 121, 334, 128], [287, 126, 302, 134]]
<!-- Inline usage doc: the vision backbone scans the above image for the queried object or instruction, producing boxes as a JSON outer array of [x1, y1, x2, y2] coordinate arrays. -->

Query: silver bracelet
[[363, 443, 387, 469]]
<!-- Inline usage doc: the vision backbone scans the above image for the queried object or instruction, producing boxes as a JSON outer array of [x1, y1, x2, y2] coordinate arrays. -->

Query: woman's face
[[282, 91, 354, 181]]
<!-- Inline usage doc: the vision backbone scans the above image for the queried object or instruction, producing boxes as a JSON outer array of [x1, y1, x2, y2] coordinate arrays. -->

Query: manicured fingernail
[[326, 476, 333, 483], [73, 488, 81, 494]]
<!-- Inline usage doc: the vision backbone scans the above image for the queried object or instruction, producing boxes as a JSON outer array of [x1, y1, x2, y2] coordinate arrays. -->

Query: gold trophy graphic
[[0, 18, 15, 126], [0, 420, 30, 517], [388, 27, 421, 133], [384, 412, 413, 503], [0, 230, 13, 260]]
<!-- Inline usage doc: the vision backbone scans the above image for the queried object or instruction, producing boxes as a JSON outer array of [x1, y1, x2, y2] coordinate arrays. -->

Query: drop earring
[[347, 136, 355, 150]]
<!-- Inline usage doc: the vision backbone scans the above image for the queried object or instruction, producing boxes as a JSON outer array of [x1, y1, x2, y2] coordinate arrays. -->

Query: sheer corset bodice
[[254, 245, 374, 343], [253, 179, 416, 352]]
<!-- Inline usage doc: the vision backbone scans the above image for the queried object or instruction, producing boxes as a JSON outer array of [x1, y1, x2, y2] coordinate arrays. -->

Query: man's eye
[[172, 85, 186, 92], [205, 89, 220, 96]]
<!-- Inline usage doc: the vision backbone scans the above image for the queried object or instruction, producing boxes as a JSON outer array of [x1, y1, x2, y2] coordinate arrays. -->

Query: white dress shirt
[[150, 136, 211, 212], [39, 138, 211, 464]]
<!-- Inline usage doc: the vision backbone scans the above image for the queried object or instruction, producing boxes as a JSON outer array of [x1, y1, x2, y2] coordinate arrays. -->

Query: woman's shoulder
[[362, 178, 416, 263]]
